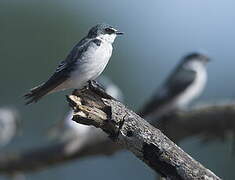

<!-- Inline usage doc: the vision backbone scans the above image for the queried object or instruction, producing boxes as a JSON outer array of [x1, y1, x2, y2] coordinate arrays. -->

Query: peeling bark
[[66, 87, 221, 180], [0, 87, 232, 178]]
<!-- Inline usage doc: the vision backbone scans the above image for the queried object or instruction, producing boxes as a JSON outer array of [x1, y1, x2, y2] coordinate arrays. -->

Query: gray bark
[[0, 138, 121, 174], [151, 103, 235, 142], [65, 87, 221, 180], [0, 88, 232, 178]]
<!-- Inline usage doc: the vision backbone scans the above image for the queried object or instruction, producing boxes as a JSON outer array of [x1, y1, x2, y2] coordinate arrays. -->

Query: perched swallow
[[24, 23, 123, 104], [139, 52, 210, 118]]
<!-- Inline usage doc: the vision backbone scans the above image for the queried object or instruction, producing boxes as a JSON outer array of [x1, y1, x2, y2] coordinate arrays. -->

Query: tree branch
[[154, 103, 235, 142], [0, 97, 234, 176], [65, 87, 221, 180], [0, 135, 121, 174]]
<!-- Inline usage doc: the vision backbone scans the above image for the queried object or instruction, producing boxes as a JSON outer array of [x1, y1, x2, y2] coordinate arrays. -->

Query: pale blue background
[[0, 0, 234, 179]]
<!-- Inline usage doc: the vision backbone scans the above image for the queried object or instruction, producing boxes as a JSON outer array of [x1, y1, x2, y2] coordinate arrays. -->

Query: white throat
[[185, 61, 205, 72], [176, 60, 207, 108], [97, 34, 117, 44]]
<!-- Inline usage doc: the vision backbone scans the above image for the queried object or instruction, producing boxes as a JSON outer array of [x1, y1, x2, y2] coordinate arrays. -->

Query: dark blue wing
[[165, 68, 196, 98], [24, 38, 101, 104]]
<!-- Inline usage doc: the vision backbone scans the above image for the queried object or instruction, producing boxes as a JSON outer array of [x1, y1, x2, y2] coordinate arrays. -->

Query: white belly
[[145, 62, 207, 118], [55, 42, 112, 91], [175, 63, 207, 108]]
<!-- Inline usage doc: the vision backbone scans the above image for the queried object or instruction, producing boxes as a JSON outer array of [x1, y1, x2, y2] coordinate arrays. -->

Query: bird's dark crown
[[87, 23, 119, 38], [182, 52, 210, 64]]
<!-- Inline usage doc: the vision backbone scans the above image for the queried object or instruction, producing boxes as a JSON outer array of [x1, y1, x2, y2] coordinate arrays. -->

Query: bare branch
[[65, 87, 221, 180], [0, 98, 234, 176], [154, 103, 235, 142], [0, 136, 121, 174]]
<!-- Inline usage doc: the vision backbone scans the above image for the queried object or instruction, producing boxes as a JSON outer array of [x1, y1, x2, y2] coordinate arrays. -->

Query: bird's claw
[[88, 80, 105, 91], [88, 80, 114, 99]]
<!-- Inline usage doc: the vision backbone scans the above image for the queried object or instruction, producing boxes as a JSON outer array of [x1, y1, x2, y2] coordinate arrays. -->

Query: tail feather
[[24, 84, 49, 105]]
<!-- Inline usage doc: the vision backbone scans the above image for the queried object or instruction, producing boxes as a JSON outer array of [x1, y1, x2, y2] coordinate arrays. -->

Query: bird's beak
[[205, 57, 211, 63], [115, 31, 124, 35]]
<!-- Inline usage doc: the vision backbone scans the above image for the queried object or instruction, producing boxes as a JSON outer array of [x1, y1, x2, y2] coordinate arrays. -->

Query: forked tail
[[24, 84, 49, 105]]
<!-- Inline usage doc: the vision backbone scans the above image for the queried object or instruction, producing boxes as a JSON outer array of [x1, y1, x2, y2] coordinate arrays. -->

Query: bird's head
[[87, 23, 123, 43], [183, 52, 210, 65]]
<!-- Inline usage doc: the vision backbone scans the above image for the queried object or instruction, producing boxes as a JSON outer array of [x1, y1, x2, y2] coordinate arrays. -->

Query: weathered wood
[[67, 87, 221, 180], [0, 140, 121, 173], [0, 86, 232, 177], [155, 104, 235, 142]]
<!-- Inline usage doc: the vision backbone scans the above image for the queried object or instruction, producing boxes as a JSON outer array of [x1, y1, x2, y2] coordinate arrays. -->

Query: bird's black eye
[[105, 27, 115, 34]]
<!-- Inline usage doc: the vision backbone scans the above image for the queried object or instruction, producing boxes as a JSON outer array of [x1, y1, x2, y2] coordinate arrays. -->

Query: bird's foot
[[88, 80, 105, 91], [88, 80, 113, 99], [72, 89, 80, 94]]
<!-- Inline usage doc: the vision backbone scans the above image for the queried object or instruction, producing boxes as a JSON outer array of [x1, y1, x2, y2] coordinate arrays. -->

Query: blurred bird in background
[[48, 76, 123, 145], [0, 107, 20, 147], [24, 23, 123, 104], [139, 52, 210, 119]]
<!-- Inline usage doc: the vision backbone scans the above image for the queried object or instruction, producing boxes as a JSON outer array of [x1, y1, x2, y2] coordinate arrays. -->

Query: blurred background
[[0, 0, 235, 179]]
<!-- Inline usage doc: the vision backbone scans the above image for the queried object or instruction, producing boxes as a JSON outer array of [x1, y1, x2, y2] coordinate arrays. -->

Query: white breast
[[144, 62, 207, 118], [67, 40, 113, 89], [175, 61, 207, 108]]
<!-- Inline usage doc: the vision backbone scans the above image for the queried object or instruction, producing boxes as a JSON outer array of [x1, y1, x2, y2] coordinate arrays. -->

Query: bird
[[139, 52, 210, 118], [0, 108, 20, 146], [24, 23, 123, 104]]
